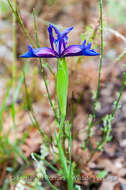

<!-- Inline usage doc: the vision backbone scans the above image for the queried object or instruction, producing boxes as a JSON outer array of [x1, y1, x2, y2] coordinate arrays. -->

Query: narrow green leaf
[[0, 86, 11, 127], [57, 58, 68, 118], [14, 63, 29, 102]]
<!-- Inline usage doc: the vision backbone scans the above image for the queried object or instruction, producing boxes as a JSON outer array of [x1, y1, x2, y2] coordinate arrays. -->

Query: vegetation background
[[0, 0, 126, 189]]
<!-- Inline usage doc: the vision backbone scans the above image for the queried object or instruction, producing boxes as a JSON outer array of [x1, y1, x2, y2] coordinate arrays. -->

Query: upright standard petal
[[58, 26, 73, 55], [48, 24, 62, 55], [48, 24, 74, 56], [49, 24, 61, 37], [61, 27, 73, 38], [48, 25, 55, 50]]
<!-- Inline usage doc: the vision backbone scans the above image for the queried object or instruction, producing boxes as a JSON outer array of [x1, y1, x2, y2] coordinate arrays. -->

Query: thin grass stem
[[33, 9, 59, 122], [11, 0, 17, 131], [112, 72, 126, 117], [86, 72, 126, 164], [84, 0, 104, 149], [8, 0, 36, 47], [96, 0, 104, 101], [23, 71, 45, 137]]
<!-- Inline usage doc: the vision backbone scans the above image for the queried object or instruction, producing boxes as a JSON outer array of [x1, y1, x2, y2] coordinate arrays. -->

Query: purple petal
[[61, 40, 66, 53], [20, 45, 58, 58], [61, 45, 82, 57], [34, 47, 58, 58], [60, 27, 74, 51], [82, 40, 86, 48], [82, 49, 100, 56], [49, 24, 61, 37], [61, 27, 73, 38], [61, 42, 100, 57], [48, 24, 62, 55], [81, 40, 100, 56], [48, 25, 74, 56], [19, 45, 37, 58], [48, 25, 55, 50], [86, 42, 92, 49]]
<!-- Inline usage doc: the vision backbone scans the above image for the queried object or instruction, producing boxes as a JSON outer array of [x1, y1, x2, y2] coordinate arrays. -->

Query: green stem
[[57, 118, 68, 179], [40, 61, 59, 122], [112, 72, 126, 117], [8, 0, 36, 47], [68, 125, 73, 190], [95, 0, 104, 102], [11, 0, 16, 129], [33, 9, 59, 122], [84, 0, 104, 149], [86, 72, 126, 164], [115, 49, 126, 64], [23, 71, 45, 137]]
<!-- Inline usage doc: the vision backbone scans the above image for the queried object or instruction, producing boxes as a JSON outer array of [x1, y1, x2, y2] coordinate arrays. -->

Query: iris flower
[[20, 24, 99, 58]]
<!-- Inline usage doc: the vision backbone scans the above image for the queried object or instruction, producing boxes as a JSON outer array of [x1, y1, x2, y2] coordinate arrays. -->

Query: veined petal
[[48, 24, 62, 55], [20, 45, 57, 58], [34, 47, 58, 58], [61, 42, 100, 57], [61, 45, 82, 57]]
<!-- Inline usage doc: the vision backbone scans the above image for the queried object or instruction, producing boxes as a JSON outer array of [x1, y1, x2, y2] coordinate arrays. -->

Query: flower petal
[[49, 24, 60, 37], [48, 24, 62, 55], [81, 40, 100, 56], [19, 45, 37, 58], [61, 42, 100, 57], [48, 24, 74, 56], [61, 45, 82, 57], [82, 40, 86, 48], [34, 47, 58, 58], [20, 45, 57, 58], [48, 25, 55, 50], [61, 27, 73, 38], [59, 27, 73, 54], [85, 42, 92, 49], [82, 49, 100, 56]]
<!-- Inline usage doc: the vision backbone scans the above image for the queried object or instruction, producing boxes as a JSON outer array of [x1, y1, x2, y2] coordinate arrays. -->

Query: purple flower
[[20, 24, 100, 58]]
